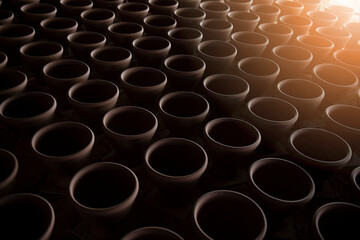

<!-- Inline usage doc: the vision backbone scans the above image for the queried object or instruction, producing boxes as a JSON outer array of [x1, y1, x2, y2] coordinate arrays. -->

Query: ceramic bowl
[[117, 2, 149, 23], [333, 48, 360, 80], [274, 0, 304, 17], [324, 4, 355, 27], [231, 31, 268, 60], [20, 3, 57, 26], [80, 8, 115, 34], [227, 11, 260, 32], [225, 0, 252, 12], [250, 4, 280, 24], [315, 26, 352, 51], [108, 22, 144, 48], [0, 9, 14, 25], [173, 7, 206, 29], [199, 18, 233, 41], [40, 17, 78, 45], [167, 27, 203, 54], [306, 10, 338, 33], [148, 0, 179, 16], [0, 69, 27, 102], [257, 23, 293, 55], [121, 227, 183, 240], [0, 24, 35, 55], [200, 1, 230, 20], [0, 149, 18, 196], [143, 14, 177, 38], [59, 0, 93, 21], [279, 15, 313, 39]]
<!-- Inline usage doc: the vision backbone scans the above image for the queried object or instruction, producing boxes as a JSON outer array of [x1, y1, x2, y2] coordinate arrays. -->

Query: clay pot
[[0, 193, 55, 240], [193, 190, 267, 240], [250, 4, 280, 24], [20, 41, 63, 73], [108, 22, 143, 48], [288, 128, 352, 172], [120, 67, 167, 108], [80, 8, 115, 34], [67, 31, 106, 62], [344, 22, 360, 49], [9, 0, 41, 10], [237, 56, 280, 98], [173, 7, 206, 29], [0, 52, 7, 69], [32, 121, 95, 186], [90, 46, 132, 82], [227, 11, 260, 32], [350, 166, 360, 200], [257, 23, 293, 55], [167, 27, 203, 54], [0, 69, 27, 102], [225, 0, 252, 12], [132, 36, 171, 68], [252, 0, 273, 4], [333, 48, 360, 80], [324, 4, 355, 27], [159, 91, 209, 136], [0, 149, 18, 196], [0, 9, 14, 25], [69, 162, 139, 237], [325, 104, 360, 153], [199, 19, 233, 41], [203, 74, 249, 115], [176, 0, 201, 8], [275, 0, 303, 17], [68, 79, 119, 121], [0, 92, 56, 133], [117, 2, 149, 23], [315, 26, 351, 51], [0, 24, 35, 56], [249, 157, 315, 212], [40, 17, 78, 45], [279, 15, 313, 39], [312, 63, 358, 105], [102, 106, 158, 154], [231, 31, 268, 60], [148, 0, 179, 16], [145, 137, 207, 205], [276, 79, 324, 120], [306, 10, 338, 34], [122, 227, 183, 240], [204, 118, 261, 178], [295, 0, 321, 14], [313, 202, 360, 240], [93, 0, 124, 11], [271, 44, 313, 81], [247, 97, 298, 149], [197, 40, 237, 76], [163, 54, 205, 91], [20, 3, 57, 27], [200, 1, 230, 20], [59, 0, 93, 21], [143, 14, 177, 37], [42, 59, 90, 97]]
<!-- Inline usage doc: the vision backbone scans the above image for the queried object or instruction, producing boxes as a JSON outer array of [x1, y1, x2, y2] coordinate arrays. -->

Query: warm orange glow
[[330, 0, 360, 14]]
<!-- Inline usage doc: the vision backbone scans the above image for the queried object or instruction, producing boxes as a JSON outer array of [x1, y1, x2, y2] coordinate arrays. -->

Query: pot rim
[[0, 149, 18, 191], [312, 63, 358, 88], [325, 104, 360, 133], [277, 78, 325, 102], [203, 73, 250, 97]]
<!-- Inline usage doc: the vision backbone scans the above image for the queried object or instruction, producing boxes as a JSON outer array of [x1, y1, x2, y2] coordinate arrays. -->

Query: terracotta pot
[[122, 227, 183, 240], [143, 14, 177, 37], [132, 36, 171, 68], [0, 149, 18, 196], [145, 137, 207, 205], [0, 52, 7, 69], [271, 44, 313, 81], [59, 0, 93, 21], [42, 59, 90, 97], [203, 74, 249, 115], [252, 0, 273, 4], [93, 0, 124, 11], [148, 0, 179, 16], [69, 162, 139, 237], [167, 27, 203, 54], [247, 97, 298, 149], [295, 0, 321, 14], [20, 3, 57, 27], [40, 17, 78, 45], [333, 48, 360, 80], [80, 8, 115, 34], [68, 79, 119, 121], [193, 190, 267, 240], [197, 40, 237, 76], [344, 22, 360, 49], [163, 54, 205, 91], [177, 0, 201, 8], [288, 127, 352, 172], [120, 67, 167, 108], [350, 166, 360, 200], [200, 1, 230, 20], [102, 106, 158, 154], [225, 0, 252, 12], [250, 4, 280, 24], [159, 91, 209, 136], [231, 31, 268, 60], [117, 2, 149, 23], [32, 121, 95, 186], [312, 63, 358, 105], [279, 15, 313, 39], [0, 92, 56, 133], [325, 104, 360, 153], [315, 26, 351, 51], [0, 9, 14, 25], [20, 41, 63, 73], [313, 202, 360, 240], [227, 11, 260, 32], [0, 69, 27, 102], [275, 0, 303, 17], [249, 157, 315, 212], [276, 78, 324, 120], [0, 24, 35, 56], [108, 22, 143, 48], [90, 46, 132, 82], [199, 19, 233, 41], [237, 56, 280, 98], [324, 4, 355, 27], [257, 23, 293, 55], [306, 10, 338, 34], [173, 7, 206, 29], [67, 31, 106, 62], [0, 193, 55, 240], [204, 118, 260, 178]]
